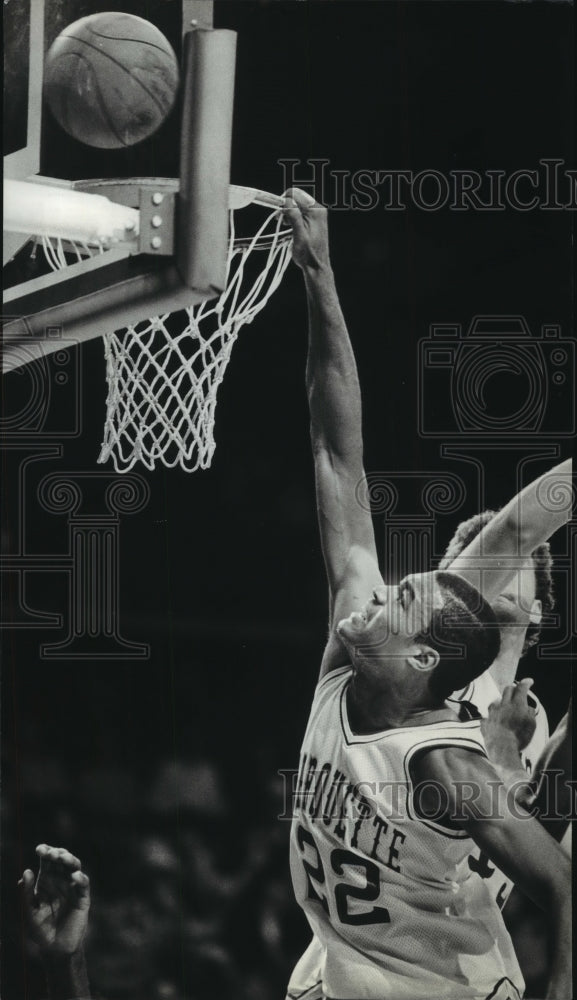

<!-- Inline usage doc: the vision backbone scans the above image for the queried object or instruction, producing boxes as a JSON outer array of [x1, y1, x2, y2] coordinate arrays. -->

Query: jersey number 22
[[297, 824, 391, 926]]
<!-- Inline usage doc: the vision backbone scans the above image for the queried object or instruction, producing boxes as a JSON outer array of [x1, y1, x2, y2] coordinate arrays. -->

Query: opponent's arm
[[448, 458, 573, 604], [531, 702, 573, 843], [284, 189, 382, 677], [482, 686, 573, 843], [19, 844, 91, 999], [413, 749, 571, 1000], [481, 679, 537, 787]]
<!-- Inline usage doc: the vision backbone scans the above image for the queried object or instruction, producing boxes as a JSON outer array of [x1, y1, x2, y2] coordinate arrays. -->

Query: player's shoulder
[[409, 743, 498, 830], [411, 742, 490, 786]]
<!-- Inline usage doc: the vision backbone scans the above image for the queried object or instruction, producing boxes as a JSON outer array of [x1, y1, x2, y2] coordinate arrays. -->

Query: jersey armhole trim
[[485, 977, 522, 1000], [286, 982, 323, 1000], [315, 664, 352, 695], [404, 738, 488, 839]]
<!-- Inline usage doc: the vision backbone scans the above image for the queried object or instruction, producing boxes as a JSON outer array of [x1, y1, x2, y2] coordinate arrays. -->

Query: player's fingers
[[19, 869, 36, 893], [56, 849, 82, 870], [35, 843, 50, 857], [282, 198, 302, 220], [44, 845, 63, 865], [284, 187, 317, 208], [282, 197, 303, 219], [18, 869, 37, 911], [500, 685, 515, 704], [71, 870, 91, 908], [513, 678, 534, 701]]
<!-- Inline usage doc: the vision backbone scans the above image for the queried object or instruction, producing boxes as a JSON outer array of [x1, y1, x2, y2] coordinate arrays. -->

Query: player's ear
[[406, 644, 439, 673], [529, 598, 542, 625]]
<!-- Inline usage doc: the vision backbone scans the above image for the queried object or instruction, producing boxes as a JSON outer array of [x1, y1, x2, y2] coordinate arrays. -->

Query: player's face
[[337, 571, 445, 660], [492, 557, 539, 631]]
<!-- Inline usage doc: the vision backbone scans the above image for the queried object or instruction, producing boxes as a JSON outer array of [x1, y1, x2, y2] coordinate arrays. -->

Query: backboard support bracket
[[183, 1, 214, 32]]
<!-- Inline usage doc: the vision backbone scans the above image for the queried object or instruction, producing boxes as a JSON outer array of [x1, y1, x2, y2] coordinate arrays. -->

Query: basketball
[[43, 12, 180, 149]]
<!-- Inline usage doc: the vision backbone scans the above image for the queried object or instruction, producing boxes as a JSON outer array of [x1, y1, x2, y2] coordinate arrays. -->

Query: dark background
[[2, 2, 574, 998]]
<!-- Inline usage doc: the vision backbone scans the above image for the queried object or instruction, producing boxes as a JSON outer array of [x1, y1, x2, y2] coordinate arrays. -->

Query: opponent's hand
[[283, 188, 331, 271], [482, 679, 537, 760], [19, 844, 91, 956]]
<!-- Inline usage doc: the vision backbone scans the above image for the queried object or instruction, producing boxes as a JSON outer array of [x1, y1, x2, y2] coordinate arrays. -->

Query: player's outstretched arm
[[413, 749, 572, 1000], [19, 844, 91, 999], [448, 458, 573, 605], [284, 189, 382, 677]]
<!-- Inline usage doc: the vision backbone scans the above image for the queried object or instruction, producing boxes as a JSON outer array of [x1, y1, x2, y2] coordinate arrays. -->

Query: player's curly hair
[[414, 572, 501, 702], [438, 509, 554, 655]]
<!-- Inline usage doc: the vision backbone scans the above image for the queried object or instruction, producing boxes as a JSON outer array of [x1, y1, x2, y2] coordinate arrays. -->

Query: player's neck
[[488, 628, 526, 693], [347, 672, 454, 734]]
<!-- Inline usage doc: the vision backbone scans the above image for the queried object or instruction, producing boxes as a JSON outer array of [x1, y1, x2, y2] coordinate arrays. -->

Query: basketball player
[[19, 843, 91, 999], [440, 516, 559, 908], [282, 189, 572, 1000], [442, 511, 553, 778]]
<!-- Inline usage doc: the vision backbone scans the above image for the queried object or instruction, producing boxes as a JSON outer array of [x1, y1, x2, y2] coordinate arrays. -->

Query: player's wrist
[[303, 260, 335, 287], [483, 728, 522, 770], [43, 948, 90, 1000]]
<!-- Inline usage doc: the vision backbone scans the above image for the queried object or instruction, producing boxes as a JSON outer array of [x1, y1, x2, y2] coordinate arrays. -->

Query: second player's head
[[439, 509, 554, 654], [336, 570, 500, 704]]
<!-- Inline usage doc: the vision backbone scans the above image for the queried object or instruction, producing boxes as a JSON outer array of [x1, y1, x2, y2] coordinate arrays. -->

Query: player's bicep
[[417, 748, 569, 912]]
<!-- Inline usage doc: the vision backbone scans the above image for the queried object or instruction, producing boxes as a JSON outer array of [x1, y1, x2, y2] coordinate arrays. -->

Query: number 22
[[297, 824, 391, 925]]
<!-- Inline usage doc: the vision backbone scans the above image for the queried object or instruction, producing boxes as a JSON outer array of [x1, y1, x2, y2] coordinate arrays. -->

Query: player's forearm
[[546, 893, 572, 1000], [532, 715, 573, 842], [304, 265, 363, 462], [509, 458, 573, 552], [44, 950, 91, 1000], [449, 459, 573, 603]]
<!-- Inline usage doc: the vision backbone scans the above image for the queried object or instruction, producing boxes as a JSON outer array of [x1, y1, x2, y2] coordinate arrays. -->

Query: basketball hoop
[[3, 23, 293, 474], [38, 189, 293, 473]]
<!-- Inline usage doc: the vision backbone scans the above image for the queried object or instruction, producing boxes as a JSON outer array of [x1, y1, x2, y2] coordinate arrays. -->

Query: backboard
[[3, 1, 214, 174], [3, 1, 213, 263], [3, 0, 45, 261], [3, 0, 294, 473], [3, 0, 238, 373]]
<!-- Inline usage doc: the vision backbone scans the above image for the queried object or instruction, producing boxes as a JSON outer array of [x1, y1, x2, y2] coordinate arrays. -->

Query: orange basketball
[[44, 12, 180, 149]]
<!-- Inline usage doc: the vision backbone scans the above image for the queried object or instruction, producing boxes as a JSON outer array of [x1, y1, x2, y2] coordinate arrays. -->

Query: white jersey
[[287, 667, 524, 1000], [449, 672, 550, 910]]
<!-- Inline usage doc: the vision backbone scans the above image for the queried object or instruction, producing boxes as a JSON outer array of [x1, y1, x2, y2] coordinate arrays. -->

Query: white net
[[39, 203, 293, 473]]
